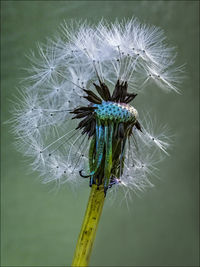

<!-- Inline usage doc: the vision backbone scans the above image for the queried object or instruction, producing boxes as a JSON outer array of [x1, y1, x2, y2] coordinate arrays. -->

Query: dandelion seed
[[11, 18, 183, 266]]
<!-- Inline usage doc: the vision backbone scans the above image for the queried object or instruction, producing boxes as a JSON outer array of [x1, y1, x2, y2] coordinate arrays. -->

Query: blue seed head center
[[94, 101, 138, 122]]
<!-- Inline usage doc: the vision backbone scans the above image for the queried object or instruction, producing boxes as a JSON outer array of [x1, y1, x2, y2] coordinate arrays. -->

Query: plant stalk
[[71, 184, 105, 266]]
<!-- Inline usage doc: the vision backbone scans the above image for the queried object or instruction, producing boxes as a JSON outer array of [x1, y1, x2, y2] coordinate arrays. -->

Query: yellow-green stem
[[71, 184, 105, 266]]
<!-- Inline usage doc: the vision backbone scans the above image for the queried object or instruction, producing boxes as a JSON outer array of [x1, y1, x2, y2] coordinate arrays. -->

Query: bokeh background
[[1, 1, 199, 266]]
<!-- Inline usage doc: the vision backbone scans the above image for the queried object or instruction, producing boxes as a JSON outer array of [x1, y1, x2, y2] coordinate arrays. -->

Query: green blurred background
[[1, 1, 199, 266]]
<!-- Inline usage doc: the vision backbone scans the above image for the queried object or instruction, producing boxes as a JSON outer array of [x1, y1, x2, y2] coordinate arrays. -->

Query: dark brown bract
[[71, 79, 142, 194]]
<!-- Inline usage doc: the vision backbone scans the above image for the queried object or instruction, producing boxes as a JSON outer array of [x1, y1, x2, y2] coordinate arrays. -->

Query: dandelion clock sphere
[[11, 18, 183, 265]]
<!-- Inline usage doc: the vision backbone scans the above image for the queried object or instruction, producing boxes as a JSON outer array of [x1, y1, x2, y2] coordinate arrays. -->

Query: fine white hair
[[11, 18, 183, 195]]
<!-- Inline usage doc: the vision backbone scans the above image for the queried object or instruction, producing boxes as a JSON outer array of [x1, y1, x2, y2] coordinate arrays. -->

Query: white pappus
[[11, 18, 183, 196]]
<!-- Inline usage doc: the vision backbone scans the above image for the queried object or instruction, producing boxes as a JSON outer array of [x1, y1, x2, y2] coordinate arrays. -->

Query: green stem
[[71, 185, 105, 266]]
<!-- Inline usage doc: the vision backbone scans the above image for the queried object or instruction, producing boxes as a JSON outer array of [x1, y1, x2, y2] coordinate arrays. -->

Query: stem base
[[72, 185, 105, 266]]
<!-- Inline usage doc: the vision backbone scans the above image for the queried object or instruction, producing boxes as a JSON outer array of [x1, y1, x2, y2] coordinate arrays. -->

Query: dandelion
[[11, 18, 183, 266]]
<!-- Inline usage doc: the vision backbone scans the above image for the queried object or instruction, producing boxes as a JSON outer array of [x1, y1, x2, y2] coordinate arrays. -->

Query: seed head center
[[94, 101, 138, 122]]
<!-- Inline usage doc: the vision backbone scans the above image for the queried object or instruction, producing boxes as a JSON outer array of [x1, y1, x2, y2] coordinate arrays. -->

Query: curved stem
[[71, 185, 105, 266]]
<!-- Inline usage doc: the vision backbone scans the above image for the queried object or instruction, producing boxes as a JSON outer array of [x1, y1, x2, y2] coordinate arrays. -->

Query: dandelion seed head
[[11, 18, 183, 197]]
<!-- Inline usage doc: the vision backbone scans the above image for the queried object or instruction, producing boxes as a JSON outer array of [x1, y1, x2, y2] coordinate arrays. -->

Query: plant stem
[[71, 184, 105, 266]]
